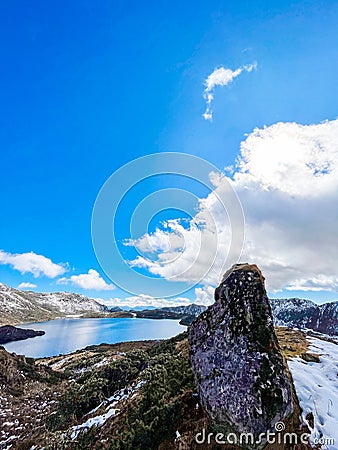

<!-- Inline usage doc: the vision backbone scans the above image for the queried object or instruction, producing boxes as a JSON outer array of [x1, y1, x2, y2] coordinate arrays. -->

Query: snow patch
[[289, 337, 338, 449], [70, 380, 146, 440]]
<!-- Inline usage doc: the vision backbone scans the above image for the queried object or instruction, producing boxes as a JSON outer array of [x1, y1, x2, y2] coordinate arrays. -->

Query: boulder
[[188, 263, 293, 448]]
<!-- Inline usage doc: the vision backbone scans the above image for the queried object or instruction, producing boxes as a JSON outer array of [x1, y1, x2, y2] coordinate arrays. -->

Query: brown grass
[[275, 327, 309, 359]]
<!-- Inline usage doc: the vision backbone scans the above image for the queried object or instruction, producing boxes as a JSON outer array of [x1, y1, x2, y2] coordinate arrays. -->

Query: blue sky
[[1, 0, 338, 306]]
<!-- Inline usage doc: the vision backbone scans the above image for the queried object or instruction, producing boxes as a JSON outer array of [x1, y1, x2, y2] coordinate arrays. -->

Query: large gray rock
[[188, 263, 293, 447]]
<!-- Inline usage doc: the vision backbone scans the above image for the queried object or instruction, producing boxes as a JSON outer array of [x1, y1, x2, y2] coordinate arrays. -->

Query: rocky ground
[[0, 327, 328, 450]]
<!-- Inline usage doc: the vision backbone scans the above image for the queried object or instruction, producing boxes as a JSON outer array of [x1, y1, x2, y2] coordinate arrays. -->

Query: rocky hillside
[[0, 327, 320, 450], [0, 282, 108, 326], [271, 297, 338, 336], [3, 263, 329, 450]]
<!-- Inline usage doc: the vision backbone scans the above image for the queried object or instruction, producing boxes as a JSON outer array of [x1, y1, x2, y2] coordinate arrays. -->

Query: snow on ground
[[0, 434, 20, 450], [289, 337, 338, 450], [94, 358, 110, 368], [70, 408, 118, 440], [70, 380, 146, 440]]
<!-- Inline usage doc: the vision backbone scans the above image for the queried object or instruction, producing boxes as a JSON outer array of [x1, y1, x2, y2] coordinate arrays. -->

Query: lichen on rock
[[188, 263, 293, 448]]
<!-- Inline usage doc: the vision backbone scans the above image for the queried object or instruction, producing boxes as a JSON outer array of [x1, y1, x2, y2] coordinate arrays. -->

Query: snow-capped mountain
[[0, 283, 108, 326], [271, 298, 338, 336]]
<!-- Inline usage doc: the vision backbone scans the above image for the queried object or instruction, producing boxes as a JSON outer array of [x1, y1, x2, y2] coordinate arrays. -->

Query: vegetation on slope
[[1, 328, 316, 450]]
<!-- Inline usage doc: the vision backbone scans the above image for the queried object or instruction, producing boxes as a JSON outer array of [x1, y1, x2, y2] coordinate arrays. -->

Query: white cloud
[[57, 269, 115, 291], [17, 282, 37, 290], [126, 172, 243, 287], [285, 276, 338, 292], [194, 285, 215, 306], [98, 287, 216, 309], [99, 287, 217, 309], [99, 294, 192, 309], [126, 118, 338, 293], [0, 250, 67, 278], [203, 62, 256, 120], [235, 120, 338, 197]]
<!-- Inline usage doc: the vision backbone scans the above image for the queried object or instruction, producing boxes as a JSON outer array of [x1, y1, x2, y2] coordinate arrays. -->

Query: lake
[[3, 318, 186, 358]]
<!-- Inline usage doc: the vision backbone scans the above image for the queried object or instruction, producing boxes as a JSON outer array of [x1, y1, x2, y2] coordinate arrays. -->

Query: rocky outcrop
[[0, 325, 45, 344], [188, 263, 293, 448], [271, 298, 338, 336]]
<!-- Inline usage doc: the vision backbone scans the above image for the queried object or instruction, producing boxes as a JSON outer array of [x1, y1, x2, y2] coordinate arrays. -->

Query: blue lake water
[[3, 318, 186, 358]]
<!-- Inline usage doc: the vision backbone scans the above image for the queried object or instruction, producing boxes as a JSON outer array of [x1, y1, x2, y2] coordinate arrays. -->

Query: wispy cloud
[[0, 250, 67, 278], [203, 62, 257, 120], [17, 282, 37, 290], [57, 269, 115, 291]]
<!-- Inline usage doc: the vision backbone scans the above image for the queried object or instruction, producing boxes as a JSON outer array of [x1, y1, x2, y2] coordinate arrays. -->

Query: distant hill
[[160, 304, 207, 316], [271, 298, 338, 336], [133, 303, 207, 324], [0, 282, 108, 326], [107, 306, 123, 312]]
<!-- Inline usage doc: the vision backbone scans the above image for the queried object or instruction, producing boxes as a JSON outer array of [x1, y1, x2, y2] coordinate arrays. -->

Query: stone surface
[[188, 263, 293, 447]]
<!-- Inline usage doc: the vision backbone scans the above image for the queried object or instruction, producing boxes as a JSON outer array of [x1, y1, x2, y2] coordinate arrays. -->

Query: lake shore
[[3, 317, 186, 358]]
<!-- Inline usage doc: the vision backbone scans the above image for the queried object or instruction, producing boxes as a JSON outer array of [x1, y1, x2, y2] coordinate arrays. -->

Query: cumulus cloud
[[57, 269, 115, 291], [17, 282, 37, 290], [194, 285, 215, 306], [203, 62, 256, 120], [126, 118, 338, 294], [126, 170, 243, 287], [0, 250, 67, 278]]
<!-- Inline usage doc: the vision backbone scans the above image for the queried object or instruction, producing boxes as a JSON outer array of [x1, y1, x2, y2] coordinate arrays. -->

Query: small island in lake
[[0, 325, 45, 345]]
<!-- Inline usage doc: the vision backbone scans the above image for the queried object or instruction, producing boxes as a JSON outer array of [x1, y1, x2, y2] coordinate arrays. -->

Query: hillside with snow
[[0, 282, 108, 325], [271, 298, 338, 336]]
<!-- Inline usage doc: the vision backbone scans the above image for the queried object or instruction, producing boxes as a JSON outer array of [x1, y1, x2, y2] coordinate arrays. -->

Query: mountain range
[[0, 282, 337, 337], [270, 297, 338, 336]]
